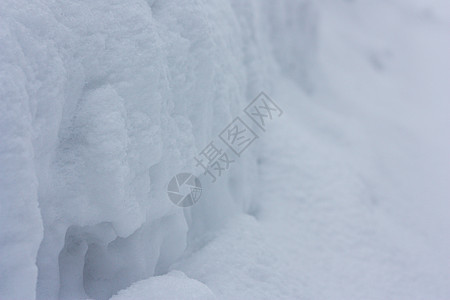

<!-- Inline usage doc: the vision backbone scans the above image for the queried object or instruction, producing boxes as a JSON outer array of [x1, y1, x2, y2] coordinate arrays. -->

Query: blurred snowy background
[[1, 0, 449, 299]]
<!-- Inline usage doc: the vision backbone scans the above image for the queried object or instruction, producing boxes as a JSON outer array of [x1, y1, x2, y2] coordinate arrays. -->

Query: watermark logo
[[167, 173, 202, 207], [244, 92, 283, 131], [219, 117, 258, 156], [167, 92, 282, 207]]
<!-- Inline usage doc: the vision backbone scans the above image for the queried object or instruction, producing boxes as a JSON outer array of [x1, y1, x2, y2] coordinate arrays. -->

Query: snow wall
[[0, 0, 317, 299]]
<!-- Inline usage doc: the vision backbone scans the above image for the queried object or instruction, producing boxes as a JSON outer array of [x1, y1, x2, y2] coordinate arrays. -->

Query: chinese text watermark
[[167, 92, 283, 207]]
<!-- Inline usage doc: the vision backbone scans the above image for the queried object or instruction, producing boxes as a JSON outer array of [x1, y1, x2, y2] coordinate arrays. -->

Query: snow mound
[[111, 271, 215, 300]]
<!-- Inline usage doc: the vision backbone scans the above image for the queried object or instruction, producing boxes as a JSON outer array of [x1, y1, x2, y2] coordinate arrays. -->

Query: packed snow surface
[[0, 0, 449, 299]]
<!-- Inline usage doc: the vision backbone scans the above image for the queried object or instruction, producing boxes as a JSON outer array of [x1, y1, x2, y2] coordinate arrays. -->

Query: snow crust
[[1, 0, 449, 299]]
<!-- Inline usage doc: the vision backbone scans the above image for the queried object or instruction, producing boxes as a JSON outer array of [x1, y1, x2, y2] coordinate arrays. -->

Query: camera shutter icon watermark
[[167, 173, 202, 207]]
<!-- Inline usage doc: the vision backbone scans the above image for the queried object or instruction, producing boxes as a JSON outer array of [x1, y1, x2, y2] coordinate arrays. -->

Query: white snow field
[[1, 0, 449, 299]]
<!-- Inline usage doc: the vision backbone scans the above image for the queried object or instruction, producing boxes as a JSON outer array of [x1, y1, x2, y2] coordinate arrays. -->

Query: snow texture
[[1, 0, 449, 299], [110, 271, 215, 300]]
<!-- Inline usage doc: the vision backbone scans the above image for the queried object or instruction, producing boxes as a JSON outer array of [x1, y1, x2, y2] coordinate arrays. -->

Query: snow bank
[[0, 0, 317, 298]]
